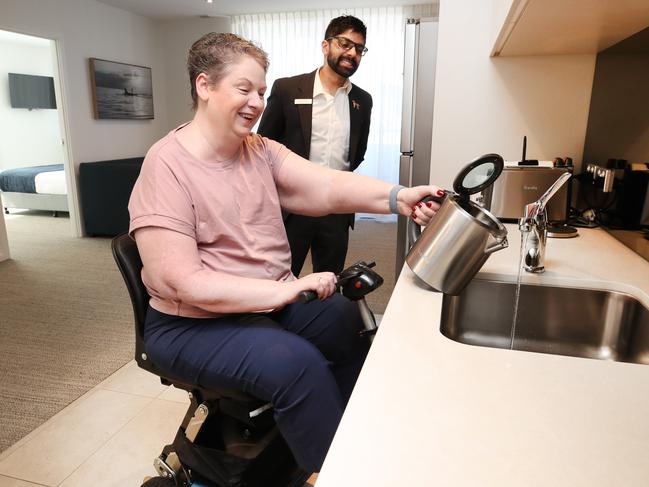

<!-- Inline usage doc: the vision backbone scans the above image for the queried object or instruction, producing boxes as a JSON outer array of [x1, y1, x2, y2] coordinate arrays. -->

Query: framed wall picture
[[89, 58, 154, 120]]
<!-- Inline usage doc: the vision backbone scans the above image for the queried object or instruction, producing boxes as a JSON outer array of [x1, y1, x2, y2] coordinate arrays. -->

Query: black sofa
[[79, 157, 144, 236]]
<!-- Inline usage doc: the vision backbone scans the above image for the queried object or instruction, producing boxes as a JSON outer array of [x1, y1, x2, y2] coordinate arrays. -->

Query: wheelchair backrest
[[111, 233, 151, 367]]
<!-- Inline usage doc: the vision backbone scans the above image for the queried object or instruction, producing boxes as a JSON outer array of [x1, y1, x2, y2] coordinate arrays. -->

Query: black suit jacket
[[257, 70, 373, 171]]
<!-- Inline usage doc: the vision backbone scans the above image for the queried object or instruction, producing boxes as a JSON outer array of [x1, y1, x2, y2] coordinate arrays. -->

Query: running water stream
[[509, 230, 528, 349]]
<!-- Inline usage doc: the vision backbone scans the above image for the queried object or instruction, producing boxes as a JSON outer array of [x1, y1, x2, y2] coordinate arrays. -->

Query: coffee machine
[[618, 164, 649, 228], [579, 160, 649, 229]]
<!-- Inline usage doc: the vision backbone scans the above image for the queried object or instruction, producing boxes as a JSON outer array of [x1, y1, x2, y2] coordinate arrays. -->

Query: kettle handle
[[407, 218, 422, 249], [407, 194, 445, 248]]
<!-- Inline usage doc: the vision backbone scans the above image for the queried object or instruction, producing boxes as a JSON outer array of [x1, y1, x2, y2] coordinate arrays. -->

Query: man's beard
[[327, 52, 358, 78]]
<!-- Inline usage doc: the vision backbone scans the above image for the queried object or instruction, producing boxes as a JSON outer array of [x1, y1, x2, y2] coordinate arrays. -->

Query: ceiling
[[95, 0, 425, 19]]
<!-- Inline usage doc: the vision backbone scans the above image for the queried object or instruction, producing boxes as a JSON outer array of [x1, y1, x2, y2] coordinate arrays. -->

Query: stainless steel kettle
[[406, 154, 508, 295]]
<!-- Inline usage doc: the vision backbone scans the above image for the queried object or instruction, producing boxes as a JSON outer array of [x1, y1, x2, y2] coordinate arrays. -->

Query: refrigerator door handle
[[399, 153, 413, 188], [400, 20, 418, 154], [395, 154, 414, 276]]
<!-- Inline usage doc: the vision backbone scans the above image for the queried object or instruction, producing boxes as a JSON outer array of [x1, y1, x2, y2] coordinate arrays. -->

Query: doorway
[[0, 28, 78, 256]]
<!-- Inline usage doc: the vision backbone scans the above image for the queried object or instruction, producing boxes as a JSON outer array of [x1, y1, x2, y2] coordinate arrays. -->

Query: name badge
[[294, 98, 312, 105]]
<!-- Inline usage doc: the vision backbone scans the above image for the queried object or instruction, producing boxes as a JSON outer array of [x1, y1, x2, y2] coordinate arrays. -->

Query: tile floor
[[0, 310, 383, 487], [0, 361, 318, 486], [0, 360, 187, 486]]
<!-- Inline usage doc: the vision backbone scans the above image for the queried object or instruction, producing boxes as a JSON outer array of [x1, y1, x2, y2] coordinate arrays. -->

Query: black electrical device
[[518, 136, 539, 166]]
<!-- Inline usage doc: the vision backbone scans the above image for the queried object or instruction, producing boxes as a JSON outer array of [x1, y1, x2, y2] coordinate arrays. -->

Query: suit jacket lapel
[[348, 86, 362, 166], [296, 70, 317, 158]]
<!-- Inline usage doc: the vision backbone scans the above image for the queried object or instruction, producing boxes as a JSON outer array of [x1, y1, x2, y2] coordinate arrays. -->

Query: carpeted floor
[[0, 212, 397, 453], [0, 211, 133, 453]]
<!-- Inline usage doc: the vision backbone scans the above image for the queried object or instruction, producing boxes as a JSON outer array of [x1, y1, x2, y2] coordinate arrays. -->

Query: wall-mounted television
[[8, 73, 57, 110]]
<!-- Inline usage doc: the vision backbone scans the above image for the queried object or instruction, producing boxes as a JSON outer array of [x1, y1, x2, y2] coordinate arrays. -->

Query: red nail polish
[[411, 213, 416, 219], [417, 202, 422, 208], [436, 189, 445, 197], [426, 201, 432, 208], [412, 206, 417, 211]]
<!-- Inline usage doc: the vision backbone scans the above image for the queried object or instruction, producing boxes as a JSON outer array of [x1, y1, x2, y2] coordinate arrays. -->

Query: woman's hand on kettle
[[398, 185, 444, 226]]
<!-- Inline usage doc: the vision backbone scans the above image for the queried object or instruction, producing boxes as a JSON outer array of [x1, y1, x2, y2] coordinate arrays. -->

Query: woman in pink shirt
[[129, 32, 442, 474]]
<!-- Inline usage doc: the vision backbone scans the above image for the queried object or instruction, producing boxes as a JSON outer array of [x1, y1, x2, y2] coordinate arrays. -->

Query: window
[[233, 4, 437, 219]]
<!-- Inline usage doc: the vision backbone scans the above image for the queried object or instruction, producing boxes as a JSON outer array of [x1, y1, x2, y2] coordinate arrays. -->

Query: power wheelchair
[[111, 233, 382, 487]]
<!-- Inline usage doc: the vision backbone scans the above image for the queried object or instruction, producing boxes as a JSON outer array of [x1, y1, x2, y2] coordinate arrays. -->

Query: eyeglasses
[[327, 36, 368, 57]]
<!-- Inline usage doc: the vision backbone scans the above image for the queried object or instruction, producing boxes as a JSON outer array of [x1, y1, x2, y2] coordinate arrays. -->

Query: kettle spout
[[485, 236, 508, 255]]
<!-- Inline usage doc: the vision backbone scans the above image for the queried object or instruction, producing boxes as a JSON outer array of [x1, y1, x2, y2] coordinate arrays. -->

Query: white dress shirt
[[308, 69, 351, 171]]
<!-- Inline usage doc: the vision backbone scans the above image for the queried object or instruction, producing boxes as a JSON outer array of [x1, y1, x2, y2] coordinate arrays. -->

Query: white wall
[[0, 0, 170, 168], [158, 17, 232, 129], [430, 0, 596, 188], [0, 5, 232, 167], [0, 33, 64, 170], [0, 2, 233, 241]]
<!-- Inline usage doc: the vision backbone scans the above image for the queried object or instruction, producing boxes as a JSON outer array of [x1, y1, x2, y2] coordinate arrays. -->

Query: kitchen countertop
[[316, 225, 649, 487], [606, 228, 649, 262]]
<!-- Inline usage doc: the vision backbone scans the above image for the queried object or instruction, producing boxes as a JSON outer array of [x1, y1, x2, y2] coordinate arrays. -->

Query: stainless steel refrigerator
[[395, 17, 439, 276]]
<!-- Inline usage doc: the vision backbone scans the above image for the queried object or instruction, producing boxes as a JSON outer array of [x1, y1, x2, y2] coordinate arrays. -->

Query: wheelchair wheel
[[141, 476, 176, 487]]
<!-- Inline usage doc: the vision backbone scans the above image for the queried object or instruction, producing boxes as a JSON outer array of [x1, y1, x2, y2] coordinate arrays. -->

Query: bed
[[0, 164, 69, 215]]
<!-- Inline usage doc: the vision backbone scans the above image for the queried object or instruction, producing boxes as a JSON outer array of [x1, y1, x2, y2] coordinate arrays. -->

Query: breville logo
[[523, 185, 538, 191]]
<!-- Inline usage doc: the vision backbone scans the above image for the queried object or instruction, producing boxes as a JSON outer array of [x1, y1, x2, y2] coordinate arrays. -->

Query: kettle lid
[[453, 153, 504, 197]]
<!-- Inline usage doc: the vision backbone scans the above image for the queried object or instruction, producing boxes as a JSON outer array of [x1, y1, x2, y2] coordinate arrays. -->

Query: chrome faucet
[[518, 172, 572, 273]]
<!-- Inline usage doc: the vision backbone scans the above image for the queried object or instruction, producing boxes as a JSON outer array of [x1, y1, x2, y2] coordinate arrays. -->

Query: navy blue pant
[[143, 293, 369, 472]]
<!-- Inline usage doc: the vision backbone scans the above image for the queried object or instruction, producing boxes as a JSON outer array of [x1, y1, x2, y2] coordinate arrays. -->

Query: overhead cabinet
[[492, 0, 649, 56]]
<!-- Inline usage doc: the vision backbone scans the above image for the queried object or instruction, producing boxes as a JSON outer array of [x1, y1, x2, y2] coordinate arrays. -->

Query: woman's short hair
[[187, 32, 269, 110]]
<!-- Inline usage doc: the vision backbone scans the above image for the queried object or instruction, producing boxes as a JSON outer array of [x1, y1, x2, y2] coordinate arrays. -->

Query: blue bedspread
[[0, 164, 64, 193]]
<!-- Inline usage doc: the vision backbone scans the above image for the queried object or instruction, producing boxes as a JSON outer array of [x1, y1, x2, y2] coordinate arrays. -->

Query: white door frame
[[51, 37, 82, 237]]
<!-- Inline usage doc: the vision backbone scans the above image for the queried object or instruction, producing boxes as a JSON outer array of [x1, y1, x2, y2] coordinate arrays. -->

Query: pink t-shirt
[[129, 125, 293, 318]]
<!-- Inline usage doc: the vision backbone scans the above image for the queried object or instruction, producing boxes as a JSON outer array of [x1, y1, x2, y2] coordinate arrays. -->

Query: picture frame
[[89, 58, 154, 120]]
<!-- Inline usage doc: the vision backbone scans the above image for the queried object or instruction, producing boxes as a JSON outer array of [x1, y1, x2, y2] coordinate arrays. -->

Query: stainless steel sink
[[440, 280, 649, 365]]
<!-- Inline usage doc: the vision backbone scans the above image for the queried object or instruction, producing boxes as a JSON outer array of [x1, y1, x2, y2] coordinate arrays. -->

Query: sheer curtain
[[232, 4, 437, 221]]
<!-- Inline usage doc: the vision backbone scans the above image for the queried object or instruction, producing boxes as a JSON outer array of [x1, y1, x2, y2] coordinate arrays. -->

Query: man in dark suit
[[258, 15, 372, 276]]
